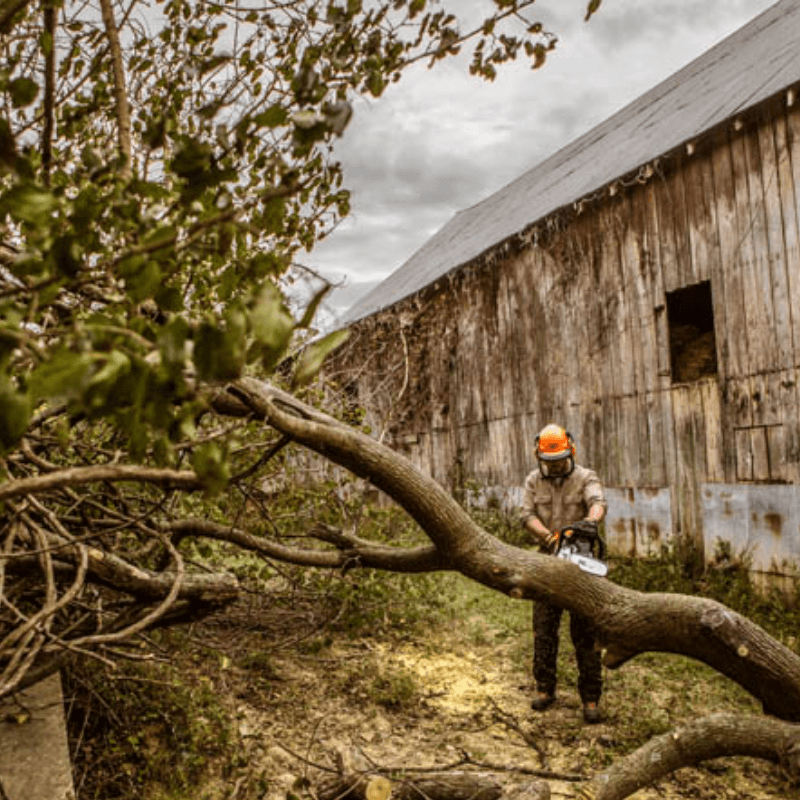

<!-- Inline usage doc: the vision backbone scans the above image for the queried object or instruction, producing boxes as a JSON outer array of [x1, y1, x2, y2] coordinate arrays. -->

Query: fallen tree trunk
[[224, 378, 800, 722], [582, 712, 800, 800]]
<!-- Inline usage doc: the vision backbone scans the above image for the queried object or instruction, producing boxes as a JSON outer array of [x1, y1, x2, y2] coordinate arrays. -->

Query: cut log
[[317, 772, 503, 800]]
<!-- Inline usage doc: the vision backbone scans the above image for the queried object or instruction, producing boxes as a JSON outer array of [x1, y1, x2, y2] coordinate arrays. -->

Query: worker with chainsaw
[[521, 424, 608, 724]]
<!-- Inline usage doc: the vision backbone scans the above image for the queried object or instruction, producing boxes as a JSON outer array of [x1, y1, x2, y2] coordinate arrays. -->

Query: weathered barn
[[330, 0, 800, 581]]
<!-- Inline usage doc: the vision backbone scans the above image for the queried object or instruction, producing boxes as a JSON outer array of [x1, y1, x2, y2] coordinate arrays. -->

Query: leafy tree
[[0, 0, 556, 697], [2, 1, 800, 798]]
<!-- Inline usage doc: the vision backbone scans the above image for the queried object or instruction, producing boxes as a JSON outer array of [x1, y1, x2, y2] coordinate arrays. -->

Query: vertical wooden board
[[751, 426, 770, 483], [659, 380, 679, 513], [505, 254, 534, 422], [620, 189, 651, 396], [682, 148, 718, 284], [644, 390, 667, 486], [688, 146, 729, 383], [711, 133, 749, 379], [757, 112, 794, 371], [671, 386, 698, 541], [700, 379, 725, 483], [618, 395, 638, 486], [600, 202, 636, 401], [654, 169, 682, 294], [741, 123, 779, 373], [635, 184, 663, 394], [735, 427, 753, 482], [778, 105, 800, 485], [776, 366, 800, 485], [786, 103, 800, 365]]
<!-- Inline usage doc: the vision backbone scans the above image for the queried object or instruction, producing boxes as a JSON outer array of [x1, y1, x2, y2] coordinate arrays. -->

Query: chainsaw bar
[[556, 547, 609, 577]]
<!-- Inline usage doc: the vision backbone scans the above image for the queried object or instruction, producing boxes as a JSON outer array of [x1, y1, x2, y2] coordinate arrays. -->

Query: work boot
[[582, 702, 602, 724], [531, 692, 555, 711]]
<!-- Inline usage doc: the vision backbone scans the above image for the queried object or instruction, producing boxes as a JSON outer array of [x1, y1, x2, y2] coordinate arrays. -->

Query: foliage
[[610, 543, 800, 653], [65, 658, 236, 799], [0, 0, 564, 695]]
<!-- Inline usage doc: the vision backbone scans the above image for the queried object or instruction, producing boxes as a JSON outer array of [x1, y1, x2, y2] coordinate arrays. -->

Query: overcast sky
[[303, 0, 778, 322]]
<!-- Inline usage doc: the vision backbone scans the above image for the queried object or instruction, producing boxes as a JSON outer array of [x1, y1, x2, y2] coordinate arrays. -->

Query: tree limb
[[99, 0, 132, 178], [167, 518, 448, 573], [582, 712, 800, 800], [224, 378, 800, 722], [0, 464, 202, 501]]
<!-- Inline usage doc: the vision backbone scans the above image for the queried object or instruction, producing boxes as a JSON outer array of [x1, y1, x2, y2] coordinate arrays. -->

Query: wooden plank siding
[[331, 93, 800, 555]]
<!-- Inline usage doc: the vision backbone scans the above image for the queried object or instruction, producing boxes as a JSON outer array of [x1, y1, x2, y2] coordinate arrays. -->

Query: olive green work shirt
[[521, 464, 608, 549]]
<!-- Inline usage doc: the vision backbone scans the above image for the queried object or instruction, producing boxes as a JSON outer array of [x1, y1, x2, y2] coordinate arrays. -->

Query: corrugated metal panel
[[343, 0, 800, 324], [605, 487, 675, 558], [702, 483, 800, 574]]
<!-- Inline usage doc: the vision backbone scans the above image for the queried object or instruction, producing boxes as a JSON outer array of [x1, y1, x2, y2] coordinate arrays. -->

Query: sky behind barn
[[303, 0, 778, 323]]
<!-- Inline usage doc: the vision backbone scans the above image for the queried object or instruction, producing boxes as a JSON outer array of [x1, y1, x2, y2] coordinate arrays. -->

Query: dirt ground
[[192, 586, 799, 800]]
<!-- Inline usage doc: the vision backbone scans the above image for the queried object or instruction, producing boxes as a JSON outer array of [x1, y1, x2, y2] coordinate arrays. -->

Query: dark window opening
[[666, 280, 718, 383]]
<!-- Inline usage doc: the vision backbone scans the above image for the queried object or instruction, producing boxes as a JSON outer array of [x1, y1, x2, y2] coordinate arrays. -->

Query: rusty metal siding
[[702, 484, 800, 574]]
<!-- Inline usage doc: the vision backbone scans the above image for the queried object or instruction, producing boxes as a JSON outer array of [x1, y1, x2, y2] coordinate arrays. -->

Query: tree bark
[[224, 378, 800, 722], [582, 712, 800, 799], [317, 772, 503, 800]]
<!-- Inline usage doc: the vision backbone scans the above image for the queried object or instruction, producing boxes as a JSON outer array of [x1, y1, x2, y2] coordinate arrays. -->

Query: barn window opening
[[666, 280, 718, 383]]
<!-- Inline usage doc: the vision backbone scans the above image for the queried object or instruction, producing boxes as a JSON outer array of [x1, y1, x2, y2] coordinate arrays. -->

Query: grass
[[64, 503, 800, 799]]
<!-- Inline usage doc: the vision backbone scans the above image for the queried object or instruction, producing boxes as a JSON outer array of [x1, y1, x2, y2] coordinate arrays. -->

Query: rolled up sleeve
[[582, 469, 608, 519]]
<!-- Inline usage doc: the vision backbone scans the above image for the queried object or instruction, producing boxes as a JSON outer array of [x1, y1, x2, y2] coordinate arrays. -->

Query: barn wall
[[330, 94, 800, 577]]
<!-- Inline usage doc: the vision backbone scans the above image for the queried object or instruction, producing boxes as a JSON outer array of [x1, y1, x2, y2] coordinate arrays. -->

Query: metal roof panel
[[342, 0, 800, 324]]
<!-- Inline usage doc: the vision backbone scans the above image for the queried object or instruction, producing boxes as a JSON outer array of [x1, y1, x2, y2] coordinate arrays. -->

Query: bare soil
[[190, 582, 800, 800]]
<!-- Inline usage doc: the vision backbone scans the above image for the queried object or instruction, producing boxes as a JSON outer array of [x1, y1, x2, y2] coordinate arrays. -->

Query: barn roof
[[341, 0, 800, 325]]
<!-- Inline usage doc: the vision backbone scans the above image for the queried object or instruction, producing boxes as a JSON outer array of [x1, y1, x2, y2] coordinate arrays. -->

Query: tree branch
[[223, 378, 800, 722], [0, 464, 202, 501], [583, 712, 800, 799], [41, 0, 57, 183], [167, 518, 448, 573], [98, 0, 132, 178]]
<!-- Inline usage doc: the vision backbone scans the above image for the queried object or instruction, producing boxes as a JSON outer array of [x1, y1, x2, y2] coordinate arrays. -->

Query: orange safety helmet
[[535, 424, 576, 477]]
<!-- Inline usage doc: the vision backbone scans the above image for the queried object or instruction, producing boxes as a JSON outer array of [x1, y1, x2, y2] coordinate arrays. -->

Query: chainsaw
[[553, 521, 608, 577]]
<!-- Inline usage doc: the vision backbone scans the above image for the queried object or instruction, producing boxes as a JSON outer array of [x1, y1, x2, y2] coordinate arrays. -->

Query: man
[[521, 423, 608, 724]]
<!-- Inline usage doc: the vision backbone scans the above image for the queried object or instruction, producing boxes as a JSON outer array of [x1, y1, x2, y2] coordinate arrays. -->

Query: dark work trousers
[[533, 598, 602, 703]]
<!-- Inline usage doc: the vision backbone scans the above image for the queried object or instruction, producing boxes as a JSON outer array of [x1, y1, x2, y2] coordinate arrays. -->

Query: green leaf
[[584, 0, 602, 22], [292, 329, 349, 388], [29, 349, 94, 402], [121, 258, 162, 302], [297, 284, 331, 328], [1, 183, 57, 225], [193, 318, 244, 381], [0, 374, 30, 454], [155, 285, 184, 312], [253, 105, 288, 128], [8, 77, 39, 108], [86, 350, 131, 409], [158, 316, 189, 370], [192, 442, 229, 495], [248, 283, 294, 372]]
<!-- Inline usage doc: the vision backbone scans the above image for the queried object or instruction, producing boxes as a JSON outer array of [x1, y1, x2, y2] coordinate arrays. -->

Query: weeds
[[65, 658, 235, 799]]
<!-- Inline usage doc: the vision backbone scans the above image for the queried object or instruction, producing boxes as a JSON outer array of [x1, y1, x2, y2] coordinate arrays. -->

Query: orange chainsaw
[[553, 521, 608, 577]]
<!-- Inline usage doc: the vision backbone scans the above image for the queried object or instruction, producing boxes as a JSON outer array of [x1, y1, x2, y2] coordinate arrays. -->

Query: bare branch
[[0, 464, 202, 501], [98, 0, 132, 178], [584, 712, 800, 799], [167, 518, 447, 573]]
